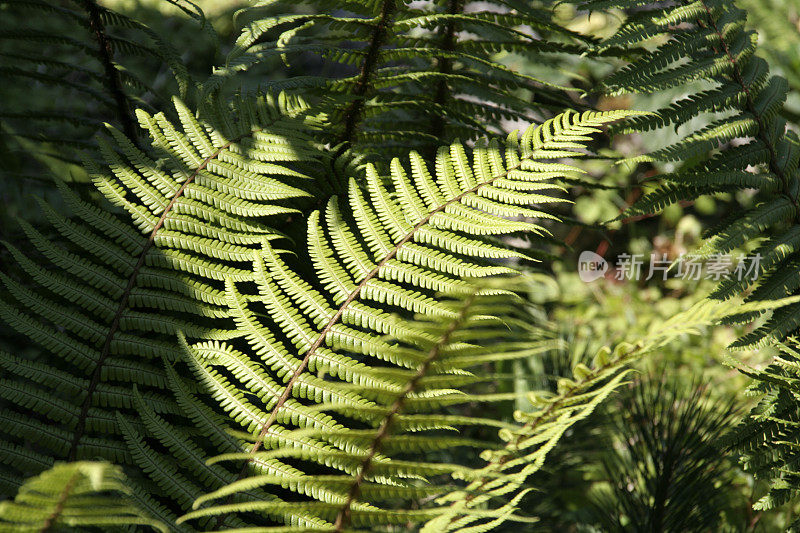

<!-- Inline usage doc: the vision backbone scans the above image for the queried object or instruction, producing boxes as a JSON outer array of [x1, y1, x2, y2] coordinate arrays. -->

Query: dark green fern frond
[[569, 0, 799, 348], [0, 0, 197, 162], [729, 339, 800, 520], [0, 461, 168, 532], [208, 0, 591, 160]]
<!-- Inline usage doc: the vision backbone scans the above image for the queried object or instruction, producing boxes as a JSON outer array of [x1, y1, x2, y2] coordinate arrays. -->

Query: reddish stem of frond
[[332, 295, 477, 531], [39, 470, 80, 533], [67, 138, 236, 461]]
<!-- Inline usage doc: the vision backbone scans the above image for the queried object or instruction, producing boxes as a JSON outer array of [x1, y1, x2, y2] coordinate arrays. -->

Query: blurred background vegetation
[[2, 0, 800, 529]]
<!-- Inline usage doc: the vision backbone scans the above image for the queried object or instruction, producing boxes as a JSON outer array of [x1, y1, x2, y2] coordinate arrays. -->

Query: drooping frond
[[0, 93, 325, 523], [421, 295, 784, 532], [0, 461, 167, 532], [210, 0, 592, 159]]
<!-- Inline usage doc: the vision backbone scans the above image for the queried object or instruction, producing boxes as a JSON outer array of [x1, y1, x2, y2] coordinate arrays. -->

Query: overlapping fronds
[[567, 0, 800, 520], [168, 111, 634, 530], [0, 93, 325, 523], [210, 0, 590, 158], [0, 461, 167, 532], [177, 292, 547, 530], [178, 284, 790, 531], [421, 295, 785, 532]]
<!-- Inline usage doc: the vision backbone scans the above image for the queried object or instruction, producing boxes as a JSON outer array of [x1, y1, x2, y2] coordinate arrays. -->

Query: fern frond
[[210, 0, 590, 160], [569, 0, 800, 517], [422, 295, 800, 532], [170, 110, 636, 530], [0, 461, 167, 532]]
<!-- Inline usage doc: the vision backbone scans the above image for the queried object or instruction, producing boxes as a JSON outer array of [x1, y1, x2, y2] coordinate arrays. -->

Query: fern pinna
[[212, 0, 589, 159], [569, 0, 800, 519]]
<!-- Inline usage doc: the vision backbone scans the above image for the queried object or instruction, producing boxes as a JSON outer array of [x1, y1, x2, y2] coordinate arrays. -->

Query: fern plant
[[566, 0, 800, 520], [0, 461, 168, 532], [6, 0, 800, 529], [0, 92, 640, 529], [0, 91, 329, 527]]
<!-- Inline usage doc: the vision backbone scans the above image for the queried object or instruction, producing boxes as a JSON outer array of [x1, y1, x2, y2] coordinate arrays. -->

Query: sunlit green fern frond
[[168, 110, 634, 530], [0, 93, 326, 524], [0, 461, 167, 532]]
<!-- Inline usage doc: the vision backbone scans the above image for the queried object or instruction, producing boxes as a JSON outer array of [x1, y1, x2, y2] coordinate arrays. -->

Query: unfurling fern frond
[[0, 93, 326, 523], [210, 0, 590, 159], [0, 461, 167, 532], [568, 0, 800, 520]]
